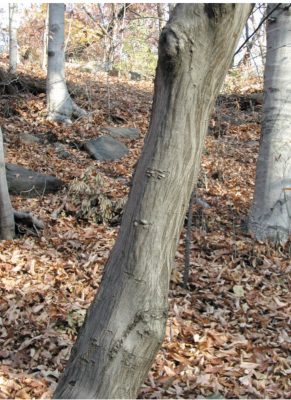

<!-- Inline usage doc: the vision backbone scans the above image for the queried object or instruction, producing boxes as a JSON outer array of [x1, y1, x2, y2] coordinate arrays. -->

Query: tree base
[[47, 101, 87, 124], [248, 220, 289, 244]]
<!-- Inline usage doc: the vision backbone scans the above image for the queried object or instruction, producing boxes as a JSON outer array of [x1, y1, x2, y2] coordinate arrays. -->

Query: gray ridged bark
[[54, 4, 252, 399], [0, 128, 15, 240], [47, 3, 86, 123], [249, 4, 291, 244]]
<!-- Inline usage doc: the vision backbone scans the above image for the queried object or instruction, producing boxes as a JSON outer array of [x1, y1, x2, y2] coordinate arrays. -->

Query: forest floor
[[0, 58, 290, 399]]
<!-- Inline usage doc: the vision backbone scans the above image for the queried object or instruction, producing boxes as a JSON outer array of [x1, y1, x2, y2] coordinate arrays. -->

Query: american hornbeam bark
[[0, 128, 15, 240], [54, 4, 251, 399], [249, 4, 291, 244], [47, 3, 86, 123]]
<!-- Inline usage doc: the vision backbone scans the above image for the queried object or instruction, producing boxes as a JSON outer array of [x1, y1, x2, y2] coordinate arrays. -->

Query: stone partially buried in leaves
[[6, 164, 63, 197], [101, 127, 140, 139], [83, 136, 129, 161]]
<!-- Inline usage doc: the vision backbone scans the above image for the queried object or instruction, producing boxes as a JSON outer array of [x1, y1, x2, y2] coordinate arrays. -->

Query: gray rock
[[108, 68, 120, 77], [83, 136, 129, 161], [101, 127, 140, 139], [19, 133, 41, 144], [65, 62, 81, 70], [248, 92, 263, 105], [6, 164, 63, 197], [245, 140, 259, 147], [220, 114, 246, 126], [80, 61, 99, 73], [53, 142, 72, 159], [129, 71, 142, 81], [195, 197, 211, 209]]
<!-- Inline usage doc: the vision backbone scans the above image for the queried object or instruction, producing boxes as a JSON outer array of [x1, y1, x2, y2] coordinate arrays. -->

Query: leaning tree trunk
[[8, 3, 18, 74], [249, 4, 291, 244], [0, 128, 15, 240], [54, 4, 251, 399], [47, 3, 86, 123]]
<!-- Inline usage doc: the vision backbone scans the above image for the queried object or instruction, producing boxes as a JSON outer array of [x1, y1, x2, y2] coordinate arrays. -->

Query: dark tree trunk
[[0, 68, 17, 95], [54, 4, 252, 399]]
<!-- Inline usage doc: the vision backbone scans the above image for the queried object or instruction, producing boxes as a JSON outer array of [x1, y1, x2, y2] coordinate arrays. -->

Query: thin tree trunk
[[42, 5, 49, 71], [238, 21, 252, 67], [168, 3, 176, 18], [9, 3, 18, 74], [107, 4, 118, 71], [256, 11, 266, 66], [0, 128, 15, 240], [249, 4, 291, 244], [118, 5, 126, 60], [54, 4, 252, 399], [64, 10, 73, 53], [157, 4, 167, 33], [47, 3, 86, 123]]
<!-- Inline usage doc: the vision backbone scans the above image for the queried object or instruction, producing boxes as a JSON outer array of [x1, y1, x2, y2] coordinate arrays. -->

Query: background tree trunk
[[157, 4, 167, 33], [168, 3, 176, 18], [9, 3, 18, 74], [54, 4, 252, 399], [249, 4, 291, 244], [42, 5, 49, 71], [238, 21, 252, 67], [0, 128, 15, 240], [47, 3, 86, 123]]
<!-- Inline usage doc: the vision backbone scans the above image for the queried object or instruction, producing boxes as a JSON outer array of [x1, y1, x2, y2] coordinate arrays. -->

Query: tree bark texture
[[54, 4, 251, 399], [9, 3, 18, 74], [0, 128, 15, 240], [47, 3, 85, 123], [249, 4, 291, 244]]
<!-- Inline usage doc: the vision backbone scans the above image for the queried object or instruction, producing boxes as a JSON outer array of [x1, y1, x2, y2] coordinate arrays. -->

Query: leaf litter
[[0, 57, 290, 399]]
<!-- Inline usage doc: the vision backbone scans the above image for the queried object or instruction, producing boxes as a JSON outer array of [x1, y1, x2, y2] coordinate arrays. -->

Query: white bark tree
[[47, 3, 86, 123], [8, 3, 18, 74], [0, 128, 15, 240], [249, 4, 291, 244], [54, 4, 251, 399]]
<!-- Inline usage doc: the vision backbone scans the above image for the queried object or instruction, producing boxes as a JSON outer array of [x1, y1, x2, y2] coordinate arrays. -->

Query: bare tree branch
[[234, 3, 281, 57]]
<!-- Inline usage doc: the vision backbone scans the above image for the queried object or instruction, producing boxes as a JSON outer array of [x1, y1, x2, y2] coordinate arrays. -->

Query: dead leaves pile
[[0, 57, 290, 399]]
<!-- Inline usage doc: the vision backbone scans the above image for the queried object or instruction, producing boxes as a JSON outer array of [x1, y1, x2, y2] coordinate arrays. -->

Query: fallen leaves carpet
[[0, 59, 290, 399]]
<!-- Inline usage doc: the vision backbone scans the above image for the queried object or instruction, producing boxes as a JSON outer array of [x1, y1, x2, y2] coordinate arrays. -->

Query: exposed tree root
[[47, 100, 87, 124]]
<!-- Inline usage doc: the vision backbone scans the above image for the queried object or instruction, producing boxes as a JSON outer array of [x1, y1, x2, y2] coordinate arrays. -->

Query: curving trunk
[[8, 3, 18, 74], [47, 3, 86, 123], [249, 4, 291, 244], [0, 128, 15, 240], [54, 4, 251, 399]]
